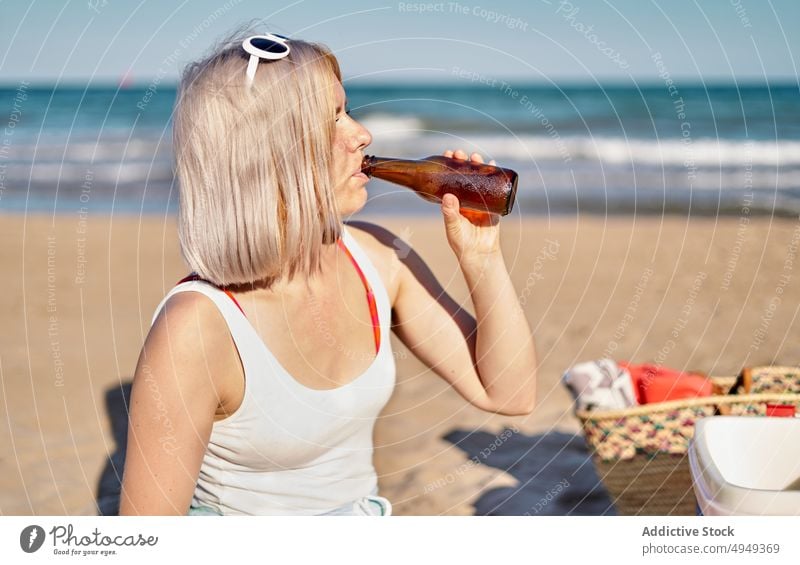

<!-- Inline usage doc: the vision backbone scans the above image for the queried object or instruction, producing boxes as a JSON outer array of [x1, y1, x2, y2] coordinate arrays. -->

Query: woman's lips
[[352, 172, 369, 180]]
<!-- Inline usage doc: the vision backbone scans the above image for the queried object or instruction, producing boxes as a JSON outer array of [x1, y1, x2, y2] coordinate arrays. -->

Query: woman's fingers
[[444, 149, 494, 164], [443, 149, 496, 166]]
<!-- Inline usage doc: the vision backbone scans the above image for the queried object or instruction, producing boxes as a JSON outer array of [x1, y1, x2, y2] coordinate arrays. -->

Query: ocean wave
[[368, 134, 800, 167], [358, 113, 427, 139], [4, 138, 171, 162], [6, 131, 800, 200], [8, 127, 800, 169], [5, 161, 173, 185]]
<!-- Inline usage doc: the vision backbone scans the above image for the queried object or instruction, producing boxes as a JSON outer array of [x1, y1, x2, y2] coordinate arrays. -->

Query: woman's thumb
[[441, 193, 459, 218], [441, 194, 462, 240]]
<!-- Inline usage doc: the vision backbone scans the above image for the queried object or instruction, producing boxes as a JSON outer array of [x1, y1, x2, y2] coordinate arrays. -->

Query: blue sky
[[1, 0, 798, 84]]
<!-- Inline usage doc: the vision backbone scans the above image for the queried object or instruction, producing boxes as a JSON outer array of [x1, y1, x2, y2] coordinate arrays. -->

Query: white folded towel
[[562, 359, 637, 411]]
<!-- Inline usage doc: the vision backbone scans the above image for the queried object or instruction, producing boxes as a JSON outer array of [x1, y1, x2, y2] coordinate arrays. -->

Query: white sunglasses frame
[[242, 34, 290, 85]]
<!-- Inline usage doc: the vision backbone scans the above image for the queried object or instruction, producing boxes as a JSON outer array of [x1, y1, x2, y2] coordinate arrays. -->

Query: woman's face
[[331, 80, 372, 216]]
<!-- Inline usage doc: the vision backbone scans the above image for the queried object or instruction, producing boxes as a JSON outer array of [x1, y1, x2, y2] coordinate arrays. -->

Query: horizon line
[[1, 77, 798, 89]]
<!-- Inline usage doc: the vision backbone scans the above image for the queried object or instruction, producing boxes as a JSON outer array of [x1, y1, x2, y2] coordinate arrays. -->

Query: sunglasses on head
[[242, 33, 290, 85]]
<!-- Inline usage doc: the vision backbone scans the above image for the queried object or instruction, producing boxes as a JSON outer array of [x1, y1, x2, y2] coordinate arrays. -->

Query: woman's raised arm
[[392, 149, 537, 416]]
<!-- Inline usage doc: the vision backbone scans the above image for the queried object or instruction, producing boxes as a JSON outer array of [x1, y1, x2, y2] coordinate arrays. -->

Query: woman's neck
[[225, 242, 342, 299]]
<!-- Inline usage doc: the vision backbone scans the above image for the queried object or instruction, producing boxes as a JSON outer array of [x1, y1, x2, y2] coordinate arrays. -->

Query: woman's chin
[[338, 191, 368, 217]]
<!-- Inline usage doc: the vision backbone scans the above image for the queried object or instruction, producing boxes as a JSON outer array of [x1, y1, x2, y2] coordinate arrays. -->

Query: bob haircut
[[173, 27, 343, 287]]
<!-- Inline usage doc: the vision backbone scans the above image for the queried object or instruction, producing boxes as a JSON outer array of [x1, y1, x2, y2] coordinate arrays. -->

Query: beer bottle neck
[[360, 155, 419, 177]]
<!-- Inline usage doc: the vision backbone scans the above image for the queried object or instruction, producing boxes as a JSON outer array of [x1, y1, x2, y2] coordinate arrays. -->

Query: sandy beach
[[2, 211, 800, 516]]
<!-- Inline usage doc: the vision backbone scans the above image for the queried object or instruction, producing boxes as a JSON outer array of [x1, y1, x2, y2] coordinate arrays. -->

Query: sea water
[[0, 82, 798, 216]]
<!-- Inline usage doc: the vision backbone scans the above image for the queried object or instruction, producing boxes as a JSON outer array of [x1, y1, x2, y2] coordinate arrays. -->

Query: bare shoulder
[[344, 221, 407, 305], [152, 289, 229, 343], [146, 289, 242, 409]]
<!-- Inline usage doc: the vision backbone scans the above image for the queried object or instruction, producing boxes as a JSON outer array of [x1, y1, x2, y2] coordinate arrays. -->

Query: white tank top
[[150, 226, 396, 515]]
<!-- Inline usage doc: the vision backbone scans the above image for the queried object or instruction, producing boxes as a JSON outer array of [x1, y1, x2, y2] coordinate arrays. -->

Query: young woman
[[119, 29, 537, 516]]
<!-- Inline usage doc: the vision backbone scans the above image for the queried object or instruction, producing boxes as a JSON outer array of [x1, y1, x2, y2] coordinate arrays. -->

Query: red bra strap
[[176, 274, 246, 316], [337, 238, 381, 355]]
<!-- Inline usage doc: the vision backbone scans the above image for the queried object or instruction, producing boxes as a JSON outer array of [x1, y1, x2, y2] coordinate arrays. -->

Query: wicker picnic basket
[[576, 367, 800, 516]]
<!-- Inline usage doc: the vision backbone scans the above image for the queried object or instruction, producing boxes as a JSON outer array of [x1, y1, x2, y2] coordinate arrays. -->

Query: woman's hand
[[441, 149, 501, 266]]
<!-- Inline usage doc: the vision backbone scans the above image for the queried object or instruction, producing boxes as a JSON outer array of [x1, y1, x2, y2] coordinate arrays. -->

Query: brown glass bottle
[[361, 155, 518, 216]]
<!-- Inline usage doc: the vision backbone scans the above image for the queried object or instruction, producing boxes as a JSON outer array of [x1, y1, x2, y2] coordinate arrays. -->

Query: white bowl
[[689, 416, 800, 515]]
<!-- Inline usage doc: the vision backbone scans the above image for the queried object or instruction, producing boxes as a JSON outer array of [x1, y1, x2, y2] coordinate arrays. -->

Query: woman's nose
[[350, 121, 372, 152]]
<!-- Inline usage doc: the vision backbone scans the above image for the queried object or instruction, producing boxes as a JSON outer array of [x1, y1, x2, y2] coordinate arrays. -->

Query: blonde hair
[[173, 27, 343, 286]]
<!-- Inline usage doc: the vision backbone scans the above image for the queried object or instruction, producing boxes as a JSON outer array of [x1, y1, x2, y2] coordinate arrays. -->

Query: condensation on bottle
[[361, 155, 518, 216]]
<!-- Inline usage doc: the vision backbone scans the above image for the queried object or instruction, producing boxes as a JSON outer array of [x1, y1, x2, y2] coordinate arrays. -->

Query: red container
[[765, 404, 796, 417]]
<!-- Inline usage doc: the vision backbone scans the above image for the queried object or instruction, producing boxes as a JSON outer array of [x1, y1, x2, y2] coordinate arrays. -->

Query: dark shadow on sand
[[94, 386, 615, 516], [443, 429, 617, 516], [95, 381, 132, 516]]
